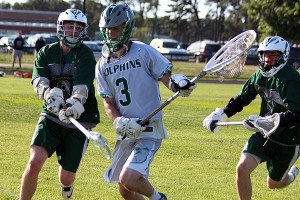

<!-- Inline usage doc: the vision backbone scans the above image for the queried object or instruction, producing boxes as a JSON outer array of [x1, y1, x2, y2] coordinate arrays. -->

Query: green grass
[[1, 73, 300, 200]]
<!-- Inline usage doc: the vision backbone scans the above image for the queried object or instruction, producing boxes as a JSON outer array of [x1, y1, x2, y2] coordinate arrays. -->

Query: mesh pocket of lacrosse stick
[[89, 132, 112, 159], [253, 113, 280, 138], [204, 30, 257, 81]]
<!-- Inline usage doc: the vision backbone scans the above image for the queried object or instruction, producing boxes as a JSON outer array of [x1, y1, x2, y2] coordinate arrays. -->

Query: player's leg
[[18, 51, 22, 68], [19, 145, 48, 200], [267, 145, 300, 189], [58, 128, 88, 199], [12, 50, 16, 68], [119, 139, 166, 200], [236, 153, 260, 200], [59, 167, 76, 200]]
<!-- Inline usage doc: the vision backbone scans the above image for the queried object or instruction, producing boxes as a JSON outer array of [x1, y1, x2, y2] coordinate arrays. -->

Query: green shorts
[[243, 133, 300, 181], [32, 115, 88, 172]]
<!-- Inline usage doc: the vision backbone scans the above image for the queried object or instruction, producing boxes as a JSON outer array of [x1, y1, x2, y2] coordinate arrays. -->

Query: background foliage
[[1, 0, 300, 44]]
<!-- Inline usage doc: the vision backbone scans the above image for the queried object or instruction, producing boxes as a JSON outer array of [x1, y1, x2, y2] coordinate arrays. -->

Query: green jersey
[[237, 65, 300, 145], [32, 42, 100, 125]]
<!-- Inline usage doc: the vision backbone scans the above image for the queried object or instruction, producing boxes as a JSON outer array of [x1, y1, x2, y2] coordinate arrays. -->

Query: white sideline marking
[[0, 187, 18, 199]]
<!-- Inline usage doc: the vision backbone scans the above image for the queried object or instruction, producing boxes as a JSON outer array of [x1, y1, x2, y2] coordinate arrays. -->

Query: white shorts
[[104, 138, 162, 183]]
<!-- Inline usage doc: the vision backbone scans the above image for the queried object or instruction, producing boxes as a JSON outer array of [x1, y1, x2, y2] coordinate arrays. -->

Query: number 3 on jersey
[[116, 77, 131, 106]]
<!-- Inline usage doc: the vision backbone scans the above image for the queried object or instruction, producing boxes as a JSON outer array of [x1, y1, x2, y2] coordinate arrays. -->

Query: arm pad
[[223, 95, 248, 118]]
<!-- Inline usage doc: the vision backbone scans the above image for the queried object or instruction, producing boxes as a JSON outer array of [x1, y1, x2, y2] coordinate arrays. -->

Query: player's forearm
[[102, 98, 120, 121]]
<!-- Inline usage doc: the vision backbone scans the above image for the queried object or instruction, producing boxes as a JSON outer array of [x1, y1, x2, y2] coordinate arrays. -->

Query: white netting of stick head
[[213, 31, 256, 81]]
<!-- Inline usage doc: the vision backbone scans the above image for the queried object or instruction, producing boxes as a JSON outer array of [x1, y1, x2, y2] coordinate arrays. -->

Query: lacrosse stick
[[215, 114, 280, 138], [215, 121, 244, 126], [139, 30, 257, 125], [69, 117, 112, 159]]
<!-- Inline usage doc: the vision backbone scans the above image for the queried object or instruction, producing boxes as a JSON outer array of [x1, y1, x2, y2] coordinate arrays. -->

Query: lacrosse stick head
[[204, 30, 257, 81], [253, 113, 280, 138], [89, 132, 112, 159]]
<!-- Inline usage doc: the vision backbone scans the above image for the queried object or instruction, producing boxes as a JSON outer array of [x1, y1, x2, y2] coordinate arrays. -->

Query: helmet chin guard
[[257, 36, 290, 77], [57, 9, 88, 48]]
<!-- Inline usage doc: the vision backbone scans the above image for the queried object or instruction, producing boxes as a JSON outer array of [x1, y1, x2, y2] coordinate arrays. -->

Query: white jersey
[[95, 41, 172, 121]]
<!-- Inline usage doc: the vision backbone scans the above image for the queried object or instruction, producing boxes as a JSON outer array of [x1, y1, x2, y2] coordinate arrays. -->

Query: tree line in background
[[1, 0, 300, 45]]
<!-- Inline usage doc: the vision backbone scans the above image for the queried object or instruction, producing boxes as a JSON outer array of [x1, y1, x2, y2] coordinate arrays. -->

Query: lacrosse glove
[[113, 116, 146, 139], [242, 115, 261, 132], [203, 108, 228, 133], [44, 87, 65, 116], [169, 74, 197, 97], [59, 98, 85, 124]]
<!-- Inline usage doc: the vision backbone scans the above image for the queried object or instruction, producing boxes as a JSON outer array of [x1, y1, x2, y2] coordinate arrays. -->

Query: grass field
[[0, 54, 299, 200]]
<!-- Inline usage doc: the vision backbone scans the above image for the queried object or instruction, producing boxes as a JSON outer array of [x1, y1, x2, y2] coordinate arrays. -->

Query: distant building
[[0, 9, 59, 35]]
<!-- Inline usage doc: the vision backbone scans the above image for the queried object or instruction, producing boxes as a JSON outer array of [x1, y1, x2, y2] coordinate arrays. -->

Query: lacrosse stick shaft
[[69, 117, 91, 138], [139, 71, 207, 125], [215, 121, 244, 126], [139, 30, 256, 125]]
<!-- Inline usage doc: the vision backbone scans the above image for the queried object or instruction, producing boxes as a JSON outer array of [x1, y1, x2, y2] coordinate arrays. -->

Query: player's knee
[[267, 177, 286, 189], [26, 158, 44, 175], [119, 185, 131, 198], [236, 162, 249, 178]]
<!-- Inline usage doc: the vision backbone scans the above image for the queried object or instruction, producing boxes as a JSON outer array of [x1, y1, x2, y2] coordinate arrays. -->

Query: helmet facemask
[[57, 9, 88, 48], [258, 51, 284, 76], [101, 21, 132, 53]]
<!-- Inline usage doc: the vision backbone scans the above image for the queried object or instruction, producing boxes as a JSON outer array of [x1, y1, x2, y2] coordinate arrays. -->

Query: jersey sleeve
[[140, 44, 173, 80], [95, 58, 112, 98]]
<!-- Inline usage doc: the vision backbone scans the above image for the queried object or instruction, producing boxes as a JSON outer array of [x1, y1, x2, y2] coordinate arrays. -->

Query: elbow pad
[[32, 77, 50, 99]]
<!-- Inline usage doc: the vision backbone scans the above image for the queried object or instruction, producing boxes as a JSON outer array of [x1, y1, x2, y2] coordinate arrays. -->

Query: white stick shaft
[[69, 117, 90, 138], [215, 121, 244, 126]]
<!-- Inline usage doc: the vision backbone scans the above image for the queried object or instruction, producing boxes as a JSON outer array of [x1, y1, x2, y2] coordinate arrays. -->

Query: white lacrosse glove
[[113, 116, 146, 139], [169, 74, 197, 97], [44, 87, 65, 116], [242, 115, 261, 132], [253, 113, 280, 138], [203, 108, 228, 133], [59, 98, 85, 124]]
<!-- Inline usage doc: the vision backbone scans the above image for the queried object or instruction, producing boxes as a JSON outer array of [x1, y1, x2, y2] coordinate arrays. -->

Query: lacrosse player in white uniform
[[95, 4, 196, 200], [203, 36, 300, 200]]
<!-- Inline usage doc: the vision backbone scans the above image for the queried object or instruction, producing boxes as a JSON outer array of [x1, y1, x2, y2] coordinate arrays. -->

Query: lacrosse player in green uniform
[[95, 4, 196, 200], [19, 9, 100, 200], [203, 36, 300, 200]]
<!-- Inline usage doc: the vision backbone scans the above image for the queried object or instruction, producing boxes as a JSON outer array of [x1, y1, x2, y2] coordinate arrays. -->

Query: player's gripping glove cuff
[[168, 74, 197, 97], [113, 116, 146, 139], [44, 87, 65, 116], [59, 98, 85, 124], [203, 108, 228, 133]]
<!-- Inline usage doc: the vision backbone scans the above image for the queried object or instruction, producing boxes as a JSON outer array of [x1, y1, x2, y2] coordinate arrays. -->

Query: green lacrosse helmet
[[99, 4, 135, 52], [57, 9, 88, 48]]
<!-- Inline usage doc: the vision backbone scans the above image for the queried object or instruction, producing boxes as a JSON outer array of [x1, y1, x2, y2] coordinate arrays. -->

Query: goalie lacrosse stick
[[139, 30, 257, 125], [69, 117, 112, 159]]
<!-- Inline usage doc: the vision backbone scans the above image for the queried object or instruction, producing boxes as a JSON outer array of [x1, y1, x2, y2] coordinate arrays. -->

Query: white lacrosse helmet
[[57, 9, 88, 48], [99, 4, 135, 53], [257, 36, 290, 77]]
